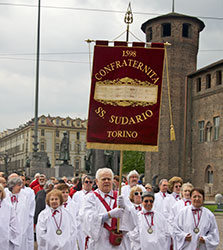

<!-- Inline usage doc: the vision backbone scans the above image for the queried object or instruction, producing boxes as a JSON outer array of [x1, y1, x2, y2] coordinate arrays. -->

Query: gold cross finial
[[124, 2, 133, 25]]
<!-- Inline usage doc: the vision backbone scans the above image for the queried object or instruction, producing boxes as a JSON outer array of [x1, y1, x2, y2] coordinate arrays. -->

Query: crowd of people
[[0, 169, 220, 250]]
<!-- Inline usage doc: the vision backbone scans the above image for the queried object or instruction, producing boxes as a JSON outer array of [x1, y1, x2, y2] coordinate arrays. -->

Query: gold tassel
[[170, 124, 176, 141]]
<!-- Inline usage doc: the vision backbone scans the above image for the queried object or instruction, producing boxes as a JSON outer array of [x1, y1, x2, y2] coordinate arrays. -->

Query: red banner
[[87, 42, 165, 152]]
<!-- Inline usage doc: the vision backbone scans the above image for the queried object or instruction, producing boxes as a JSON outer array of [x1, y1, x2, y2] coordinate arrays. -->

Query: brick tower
[[141, 13, 205, 184]]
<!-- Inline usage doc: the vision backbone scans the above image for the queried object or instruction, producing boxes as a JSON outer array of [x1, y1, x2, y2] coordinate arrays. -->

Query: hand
[[117, 195, 125, 209], [109, 208, 124, 218], [199, 237, 205, 244], [185, 233, 192, 242]]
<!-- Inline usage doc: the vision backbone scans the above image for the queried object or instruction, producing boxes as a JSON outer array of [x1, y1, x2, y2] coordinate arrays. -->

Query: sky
[[0, 0, 222, 132]]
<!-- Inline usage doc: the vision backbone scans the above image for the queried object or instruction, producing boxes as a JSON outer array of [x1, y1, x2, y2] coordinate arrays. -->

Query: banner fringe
[[86, 142, 158, 152]]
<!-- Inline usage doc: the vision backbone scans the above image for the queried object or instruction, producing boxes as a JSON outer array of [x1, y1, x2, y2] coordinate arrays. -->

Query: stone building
[[0, 115, 87, 176], [186, 59, 223, 197], [142, 12, 223, 196], [142, 12, 205, 184]]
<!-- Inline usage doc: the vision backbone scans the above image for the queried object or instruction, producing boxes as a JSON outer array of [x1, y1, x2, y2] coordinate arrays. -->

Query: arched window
[[205, 122, 212, 142], [161, 23, 171, 37], [205, 165, 213, 184], [182, 23, 191, 38]]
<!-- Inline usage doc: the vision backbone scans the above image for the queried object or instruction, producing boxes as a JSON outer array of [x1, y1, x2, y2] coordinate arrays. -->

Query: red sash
[[94, 191, 123, 246], [94, 191, 118, 231]]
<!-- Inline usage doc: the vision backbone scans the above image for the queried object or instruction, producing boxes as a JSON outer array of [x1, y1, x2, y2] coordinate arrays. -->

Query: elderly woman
[[129, 186, 143, 211], [0, 184, 19, 250], [36, 189, 78, 250], [6, 177, 30, 250], [174, 188, 219, 250], [130, 192, 169, 250]]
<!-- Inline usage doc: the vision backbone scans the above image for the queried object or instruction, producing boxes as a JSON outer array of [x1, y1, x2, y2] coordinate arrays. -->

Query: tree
[[123, 151, 145, 174]]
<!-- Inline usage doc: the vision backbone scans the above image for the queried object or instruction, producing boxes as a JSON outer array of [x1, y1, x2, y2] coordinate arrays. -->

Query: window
[[77, 144, 80, 154], [213, 116, 220, 140], [40, 142, 45, 151], [56, 118, 60, 125], [205, 122, 212, 142], [182, 23, 191, 38], [66, 120, 70, 126], [198, 121, 204, 143], [147, 27, 152, 41], [162, 23, 171, 37], [55, 143, 60, 151], [205, 165, 213, 184], [56, 130, 59, 137], [196, 78, 201, 92], [216, 70, 222, 85], [41, 129, 45, 136], [76, 120, 81, 127], [75, 159, 80, 170], [40, 117, 45, 124], [76, 132, 80, 140], [206, 74, 211, 89]]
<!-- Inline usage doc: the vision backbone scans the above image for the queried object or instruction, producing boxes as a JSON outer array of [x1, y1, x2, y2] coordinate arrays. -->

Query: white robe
[[163, 193, 180, 248], [153, 191, 169, 214], [129, 208, 170, 250], [121, 184, 146, 207], [73, 190, 93, 250], [174, 206, 219, 250], [5, 190, 30, 250], [63, 199, 79, 249], [80, 190, 135, 250], [36, 206, 77, 250], [0, 199, 19, 250], [21, 187, 35, 250], [170, 199, 191, 250]]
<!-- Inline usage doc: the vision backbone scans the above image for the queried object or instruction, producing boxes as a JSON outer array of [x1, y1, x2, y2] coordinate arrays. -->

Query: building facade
[[0, 115, 87, 176], [142, 12, 223, 197], [186, 60, 223, 197], [142, 12, 205, 184]]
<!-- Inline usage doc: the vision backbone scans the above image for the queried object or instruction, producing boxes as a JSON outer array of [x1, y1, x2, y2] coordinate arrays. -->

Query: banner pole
[[117, 150, 123, 233]]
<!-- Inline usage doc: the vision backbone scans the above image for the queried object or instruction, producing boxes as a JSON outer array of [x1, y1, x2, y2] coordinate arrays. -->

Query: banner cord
[[165, 47, 176, 141], [112, 30, 127, 41], [129, 30, 144, 42]]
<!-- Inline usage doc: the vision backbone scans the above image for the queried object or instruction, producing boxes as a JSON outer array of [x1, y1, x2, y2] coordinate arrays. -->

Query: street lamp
[[33, 0, 41, 152]]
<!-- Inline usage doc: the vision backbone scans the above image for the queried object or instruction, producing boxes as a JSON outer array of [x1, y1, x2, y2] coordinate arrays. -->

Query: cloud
[[0, 0, 222, 131]]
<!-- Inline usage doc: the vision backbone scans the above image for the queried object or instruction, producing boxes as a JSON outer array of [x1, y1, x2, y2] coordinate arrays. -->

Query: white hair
[[127, 170, 139, 182], [34, 173, 40, 178], [95, 168, 114, 180], [159, 179, 168, 186]]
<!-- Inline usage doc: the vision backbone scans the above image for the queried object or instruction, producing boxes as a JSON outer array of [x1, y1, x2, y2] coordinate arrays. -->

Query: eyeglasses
[[143, 199, 154, 203], [175, 185, 182, 188], [85, 180, 93, 184], [145, 187, 152, 190], [134, 192, 143, 196]]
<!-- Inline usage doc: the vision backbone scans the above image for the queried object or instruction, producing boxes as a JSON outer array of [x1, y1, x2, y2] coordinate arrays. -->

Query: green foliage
[[204, 204, 217, 213], [123, 151, 145, 174]]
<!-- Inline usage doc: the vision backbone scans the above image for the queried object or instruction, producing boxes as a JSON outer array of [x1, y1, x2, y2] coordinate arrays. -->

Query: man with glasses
[[72, 175, 93, 250], [153, 179, 169, 214], [129, 192, 169, 250]]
